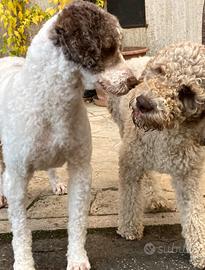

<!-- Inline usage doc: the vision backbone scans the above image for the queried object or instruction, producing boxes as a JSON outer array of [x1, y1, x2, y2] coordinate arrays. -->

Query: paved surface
[[0, 226, 196, 270], [0, 103, 204, 269], [0, 103, 183, 233]]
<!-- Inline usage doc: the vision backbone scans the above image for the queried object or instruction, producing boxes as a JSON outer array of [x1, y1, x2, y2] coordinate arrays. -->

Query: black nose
[[136, 95, 154, 113], [126, 76, 139, 90]]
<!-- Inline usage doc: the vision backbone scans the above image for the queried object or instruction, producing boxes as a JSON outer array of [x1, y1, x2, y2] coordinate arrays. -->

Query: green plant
[[0, 0, 105, 56], [51, 0, 72, 10], [95, 0, 105, 8], [0, 0, 56, 56]]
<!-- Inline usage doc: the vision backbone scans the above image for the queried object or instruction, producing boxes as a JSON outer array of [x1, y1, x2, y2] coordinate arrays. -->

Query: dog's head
[[131, 78, 205, 131], [50, 0, 138, 94], [131, 42, 205, 131]]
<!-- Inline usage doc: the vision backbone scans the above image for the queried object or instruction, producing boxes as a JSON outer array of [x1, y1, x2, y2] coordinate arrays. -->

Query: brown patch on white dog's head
[[49, 0, 122, 73]]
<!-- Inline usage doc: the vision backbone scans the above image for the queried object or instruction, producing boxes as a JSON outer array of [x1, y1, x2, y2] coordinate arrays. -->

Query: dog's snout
[[136, 95, 154, 113], [126, 76, 139, 90]]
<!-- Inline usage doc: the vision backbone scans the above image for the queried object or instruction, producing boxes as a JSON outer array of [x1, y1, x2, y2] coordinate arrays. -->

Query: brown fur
[[50, 0, 122, 73]]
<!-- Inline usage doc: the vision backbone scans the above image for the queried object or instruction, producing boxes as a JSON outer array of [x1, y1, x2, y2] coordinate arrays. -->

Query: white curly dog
[[0, 1, 137, 270], [0, 57, 67, 209]]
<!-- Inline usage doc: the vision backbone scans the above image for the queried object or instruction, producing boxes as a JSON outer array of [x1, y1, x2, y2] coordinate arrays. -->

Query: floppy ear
[[139, 63, 166, 81], [178, 84, 205, 116], [50, 1, 122, 73], [50, 3, 104, 72], [56, 12, 102, 70]]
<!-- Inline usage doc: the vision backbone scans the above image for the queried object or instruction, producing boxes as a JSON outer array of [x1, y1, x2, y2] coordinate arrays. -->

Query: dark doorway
[[107, 0, 146, 28]]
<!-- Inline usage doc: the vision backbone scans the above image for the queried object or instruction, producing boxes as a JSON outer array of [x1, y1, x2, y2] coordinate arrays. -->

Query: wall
[[123, 0, 204, 55], [22, 0, 205, 55]]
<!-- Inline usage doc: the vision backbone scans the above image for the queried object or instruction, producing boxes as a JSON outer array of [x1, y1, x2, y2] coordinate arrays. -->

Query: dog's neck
[[22, 15, 84, 99], [181, 116, 205, 146]]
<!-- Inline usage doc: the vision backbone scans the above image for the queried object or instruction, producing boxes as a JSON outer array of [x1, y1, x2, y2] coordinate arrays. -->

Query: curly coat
[[0, 2, 138, 270], [108, 42, 205, 269], [50, 0, 122, 73]]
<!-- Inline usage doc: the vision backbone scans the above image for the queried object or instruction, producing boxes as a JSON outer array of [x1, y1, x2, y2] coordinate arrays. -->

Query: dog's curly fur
[[50, 0, 121, 73], [0, 2, 137, 270], [108, 42, 205, 269]]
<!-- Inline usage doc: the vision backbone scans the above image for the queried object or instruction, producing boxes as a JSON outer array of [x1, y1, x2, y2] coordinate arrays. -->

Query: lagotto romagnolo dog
[[108, 42, 205, 269], [0, 58, 67, 209], [0, 1, 138, 270]]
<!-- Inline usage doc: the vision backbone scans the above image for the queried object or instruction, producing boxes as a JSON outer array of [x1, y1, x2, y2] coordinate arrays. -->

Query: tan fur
[[108, 42, 205, 269]]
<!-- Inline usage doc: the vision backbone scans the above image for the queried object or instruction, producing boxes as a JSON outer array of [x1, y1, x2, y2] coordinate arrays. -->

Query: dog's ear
[[178, 84, 205, 116], [50, 1, 122, 73], [139, 63, 166, 81], [53, 7, 102, 72]]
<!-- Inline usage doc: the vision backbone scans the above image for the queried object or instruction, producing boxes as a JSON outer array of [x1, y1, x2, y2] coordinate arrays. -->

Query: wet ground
[[0, 225, 197, 270], [0, 104, 202, 269]]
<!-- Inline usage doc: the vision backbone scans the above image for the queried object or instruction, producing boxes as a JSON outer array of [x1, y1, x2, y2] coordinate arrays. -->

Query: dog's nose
[[136, 95, 154, 113], [126, 76, 139, 90]]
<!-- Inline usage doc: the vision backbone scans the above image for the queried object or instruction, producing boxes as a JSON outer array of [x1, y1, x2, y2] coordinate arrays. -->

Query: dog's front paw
[[190, 248, 205, 269], [54, 183, 67, 195], [67, 257, 91, 270], [117, 224, 144, 240], [0, 195, 7, 208], [14, 262, 35, 270], [183, 216, 205, 269], [187, 242, 205, 269], [14, 267, 35, 270]]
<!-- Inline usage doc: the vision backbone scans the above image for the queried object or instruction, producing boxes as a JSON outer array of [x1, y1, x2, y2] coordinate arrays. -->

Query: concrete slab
[[90, 189, 118, 215], [1, 103, 205, 233]]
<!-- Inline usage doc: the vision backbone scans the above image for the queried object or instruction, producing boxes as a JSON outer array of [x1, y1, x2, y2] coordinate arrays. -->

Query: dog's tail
[[0, 57, 25, 83]]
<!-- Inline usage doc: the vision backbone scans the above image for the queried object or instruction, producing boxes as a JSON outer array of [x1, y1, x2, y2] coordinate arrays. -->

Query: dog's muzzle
[[136, 95, 155, 113], [132, 95, 157, 129], [126, 76, 139, 91]]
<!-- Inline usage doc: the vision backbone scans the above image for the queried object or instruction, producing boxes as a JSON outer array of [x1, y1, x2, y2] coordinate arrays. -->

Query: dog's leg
[[47, 168, 67, 195], [66, 161, 91, 270], [3, 169, 35, 270], [0, 146, 6, 208], [0, 169, 7, 208], [172, 169, 205, 269], [144, 172, 171, 213], [117, 146, 145, 240]]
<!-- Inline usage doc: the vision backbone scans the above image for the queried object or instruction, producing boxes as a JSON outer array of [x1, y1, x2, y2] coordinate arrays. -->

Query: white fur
[[0, 58, 67, 206], [126, 56, 151, 80], [0, 8, 136, 268], [1, 15, 94, 270]]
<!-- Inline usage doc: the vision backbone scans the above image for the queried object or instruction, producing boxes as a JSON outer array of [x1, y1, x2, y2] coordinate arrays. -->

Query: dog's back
[[0, 57, 25, 93], [0, 57, 25, 133], [0, 57, 25, 79]]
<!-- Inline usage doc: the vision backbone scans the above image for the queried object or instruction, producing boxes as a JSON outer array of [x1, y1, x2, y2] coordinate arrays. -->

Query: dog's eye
[[178, 85, 195, 101], [178, 85, 196, 112], [154, 67, 165, 75], [101, 45, 117, 59]]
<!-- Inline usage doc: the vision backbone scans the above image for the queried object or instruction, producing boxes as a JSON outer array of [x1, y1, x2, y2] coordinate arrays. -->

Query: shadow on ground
[[0, 225, 197, 270]]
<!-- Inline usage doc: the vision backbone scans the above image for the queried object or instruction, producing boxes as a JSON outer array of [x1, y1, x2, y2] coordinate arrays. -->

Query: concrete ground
[[0, 103, 181, 233], [0, 103, 205, 269], [0, 226, 196, 270]]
